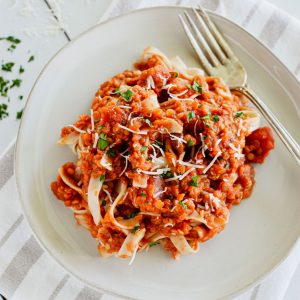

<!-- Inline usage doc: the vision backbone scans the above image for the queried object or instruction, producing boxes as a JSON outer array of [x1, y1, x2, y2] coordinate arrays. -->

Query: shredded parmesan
[[157, 74, 168, 86], [200, 133, 208, 157], [118, 124, 147, 135], [90, 109, 94, 132], [216, 138, 222, 147], [178, 160, 204, 169], [92, 132, 99, 149], [179, 167, 196, 180], [152, 144, 165, 157], [203, 151, 222, 174], [171, 158, 176, 167], [120, 155, 129, 177], [128, 245, 139, 265], [103, 188, 113, 203], [229, 143, 244, 160], [153, 187, 167, 198], [130, 116, 144, 126], [146, 76, 155, 90], [118, 105, 132, 109], [194, 119, 198, 137], [137, 168, 170, 176], [164, 223, 173, 227], [68, 125, 86, 134]]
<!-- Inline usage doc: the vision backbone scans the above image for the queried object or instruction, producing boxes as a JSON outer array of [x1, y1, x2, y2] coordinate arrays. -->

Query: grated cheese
[[178, 160, 204, 169], [92, 132, 99, 149], [200, 133, 208, 157], [179, 167, 196, 180], [157, 74, 168, 86], [203, 151, 222, 174], [229, 143, 244, 160], [137, 168, 170, 176], [152, 144, 165, 157], [118, 124, 147, 135], [130, 116, 143, 126], [103, 188, 113, 203], [90, 109, 94, 132], [118, 105, 132, 109], [68, 124, 86, 134], [146, 76, 155, 90], [153, 187, 167, 198], [120, 155, 129, 177]]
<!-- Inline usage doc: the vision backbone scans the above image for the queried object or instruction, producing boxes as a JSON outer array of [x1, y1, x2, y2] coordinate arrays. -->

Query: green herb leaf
[[155, 140, 163, 147], [187, 80, 202, 94], [149, 241, 159, 247], [102, 198, 107, 206], [140, 146, 148, 153], [97, 133, 109, 150], [113, 87, 120, 95], [179, 201, 187, 209], [235, 112, 244, 118], [131, 225, 140, 234], [143, 118, 151, 126], [131, 168, 137, 173], [0, 103, 9, 120], [225, 162, 230, 169], [212, 114, 220, 122], [140, 192, 147, 197], [201, 114, 210, 120], [198, 104, 202, 108], [19, 66, 25, 74], [16, 109, 23, 120], [98, 125, 104, 130], [188, 176, 198, 187], [121, 90, 133, 102], [1, 62, 14, 72], [161, 171, 173, 179], [187, 139, 194, 147], [0, 36, 21, 44], [170, 71, 179, 78], [18, 95, 23, 100], [28, 55, 34, 62], [187, 111, 196, 122], [100, 174, 105, 182], [106, 149, 116, 157], [10, 79, 22, 88], [127, 211, 138, 219], [167, 195, 174, 200]]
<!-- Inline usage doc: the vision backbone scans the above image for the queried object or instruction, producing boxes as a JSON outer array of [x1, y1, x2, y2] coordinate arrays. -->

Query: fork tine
[[192, 8, 227, 64], [179, 14, 213, 74], [183, 11, 220, 67], [198, 6, 234, 58]]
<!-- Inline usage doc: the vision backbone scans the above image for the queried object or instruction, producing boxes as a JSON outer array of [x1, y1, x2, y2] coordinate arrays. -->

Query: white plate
[[15, 6, 300, 300]]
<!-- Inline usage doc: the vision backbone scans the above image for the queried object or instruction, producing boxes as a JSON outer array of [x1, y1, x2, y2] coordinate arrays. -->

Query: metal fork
[[179, 7, 300, 166]]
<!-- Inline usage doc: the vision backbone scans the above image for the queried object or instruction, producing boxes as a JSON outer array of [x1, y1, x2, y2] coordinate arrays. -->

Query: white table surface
[[0, 0, 299, 299]]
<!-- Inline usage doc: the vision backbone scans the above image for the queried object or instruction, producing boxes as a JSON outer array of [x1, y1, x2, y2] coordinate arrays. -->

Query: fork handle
[[231, 86, 300, 166]]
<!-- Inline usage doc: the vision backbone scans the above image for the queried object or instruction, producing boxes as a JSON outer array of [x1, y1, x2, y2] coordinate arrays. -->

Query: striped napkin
[[1, 0, 300, 299]]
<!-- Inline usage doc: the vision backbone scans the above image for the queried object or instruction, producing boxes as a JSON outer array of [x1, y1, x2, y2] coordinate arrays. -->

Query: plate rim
[[14, 5, 300, 300]]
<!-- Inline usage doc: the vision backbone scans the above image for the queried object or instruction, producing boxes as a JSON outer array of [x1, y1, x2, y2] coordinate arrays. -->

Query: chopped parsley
[[155, 140, 163, 147], [212, 114, 220, 122], [167, 195, 174, 200], [19, 95, 23, 100], [28, 55, 34, 62], [201, 114, 210, 120], [121, 89, 133, 102], [179, 201, 187, 209], [149, 241, 159, 247], [0, 77, 9, 97], [198, 104, 203, 108], [16, 109, 23, 119], [140, 192, 147, 197], [140, 146, 148, 153], [161, 171, 173, 179], [170, 71, 179, 78], [225, 162, 230, 169], [187, 111, 196, 122], [97, 132, 109, 150], [101, 198, 107, 206], [187, 139, 194, 147], [19, 66, 25, 74], [0, 36, 21, 44], [235, 111, 244, 118], [98, 125, 104, 130], [127, 211, 138, 219], [131, 168, 137, 173], [1, 62, 14, 72], [10, 79, 22, 88], [187, 80, 202, 94], [106, 149, 116, 157], [131, 225, 140, 234], [188, 176, 198, 187], [143, 118, 151, 126], [113, 87, 120, 95], [100, 174, 105, 182], [0, 103, 9, 120]]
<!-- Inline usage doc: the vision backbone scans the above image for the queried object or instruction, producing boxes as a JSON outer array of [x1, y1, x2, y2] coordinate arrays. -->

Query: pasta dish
[[51, 47, 274, 263]]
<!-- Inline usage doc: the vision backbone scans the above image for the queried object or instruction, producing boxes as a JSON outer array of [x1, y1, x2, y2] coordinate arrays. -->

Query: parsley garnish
[[127, 211, 138, 219], [235, 112, 244, 118], [100, 174, 105, 182], [212, 114, 220, 122], [97, 132, 109, 150], [149, 241, 159, 247], [101, 198, 107, 206], [0, 77, 9, 97], [187, 111, 196, 122], [28, 55, 34, 62], [167, 195, 174, 200], [140, 192, 147, 197], [19, 66, 25, 74], [188, 176, 198, 187], [187, 80, 202, 94], [16, 109, 23, 120], [131, 225, 140, 234], [187, 139, 194, 147], [0, 103, 9, 120], [121, 90, 133, 102], [201, 114, 210, 120], [155, 140, 163, 147], [113, 87, 120, 95], [132, 168, 137, 173], [179, 201, 187, 209], [198, 104, 202, 108], [10, 79, 22, 88], [98, 125, 104, 130], [140, 146, 148, 153], [170, 71, 179, 78], [1, 62, 14, 72], [225, 162, 230, 169], [161, 171, 173, 179], [106, 149, 116, 157], [0, 36, 21, 44], [143, 118, 151, 126], [18, 95, 23, 100]]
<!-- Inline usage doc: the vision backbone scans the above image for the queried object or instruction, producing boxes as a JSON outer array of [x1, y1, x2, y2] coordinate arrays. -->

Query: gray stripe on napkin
[[49, 274, 70, 300], [0, 215, 23, 249], [75, 286, 102, 300], [0, 236, 43, 298], [259, 10, 289, 49], [250, 284, 260, 300], [242, 0, 260, 27], [0, 143, 14, 189]]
